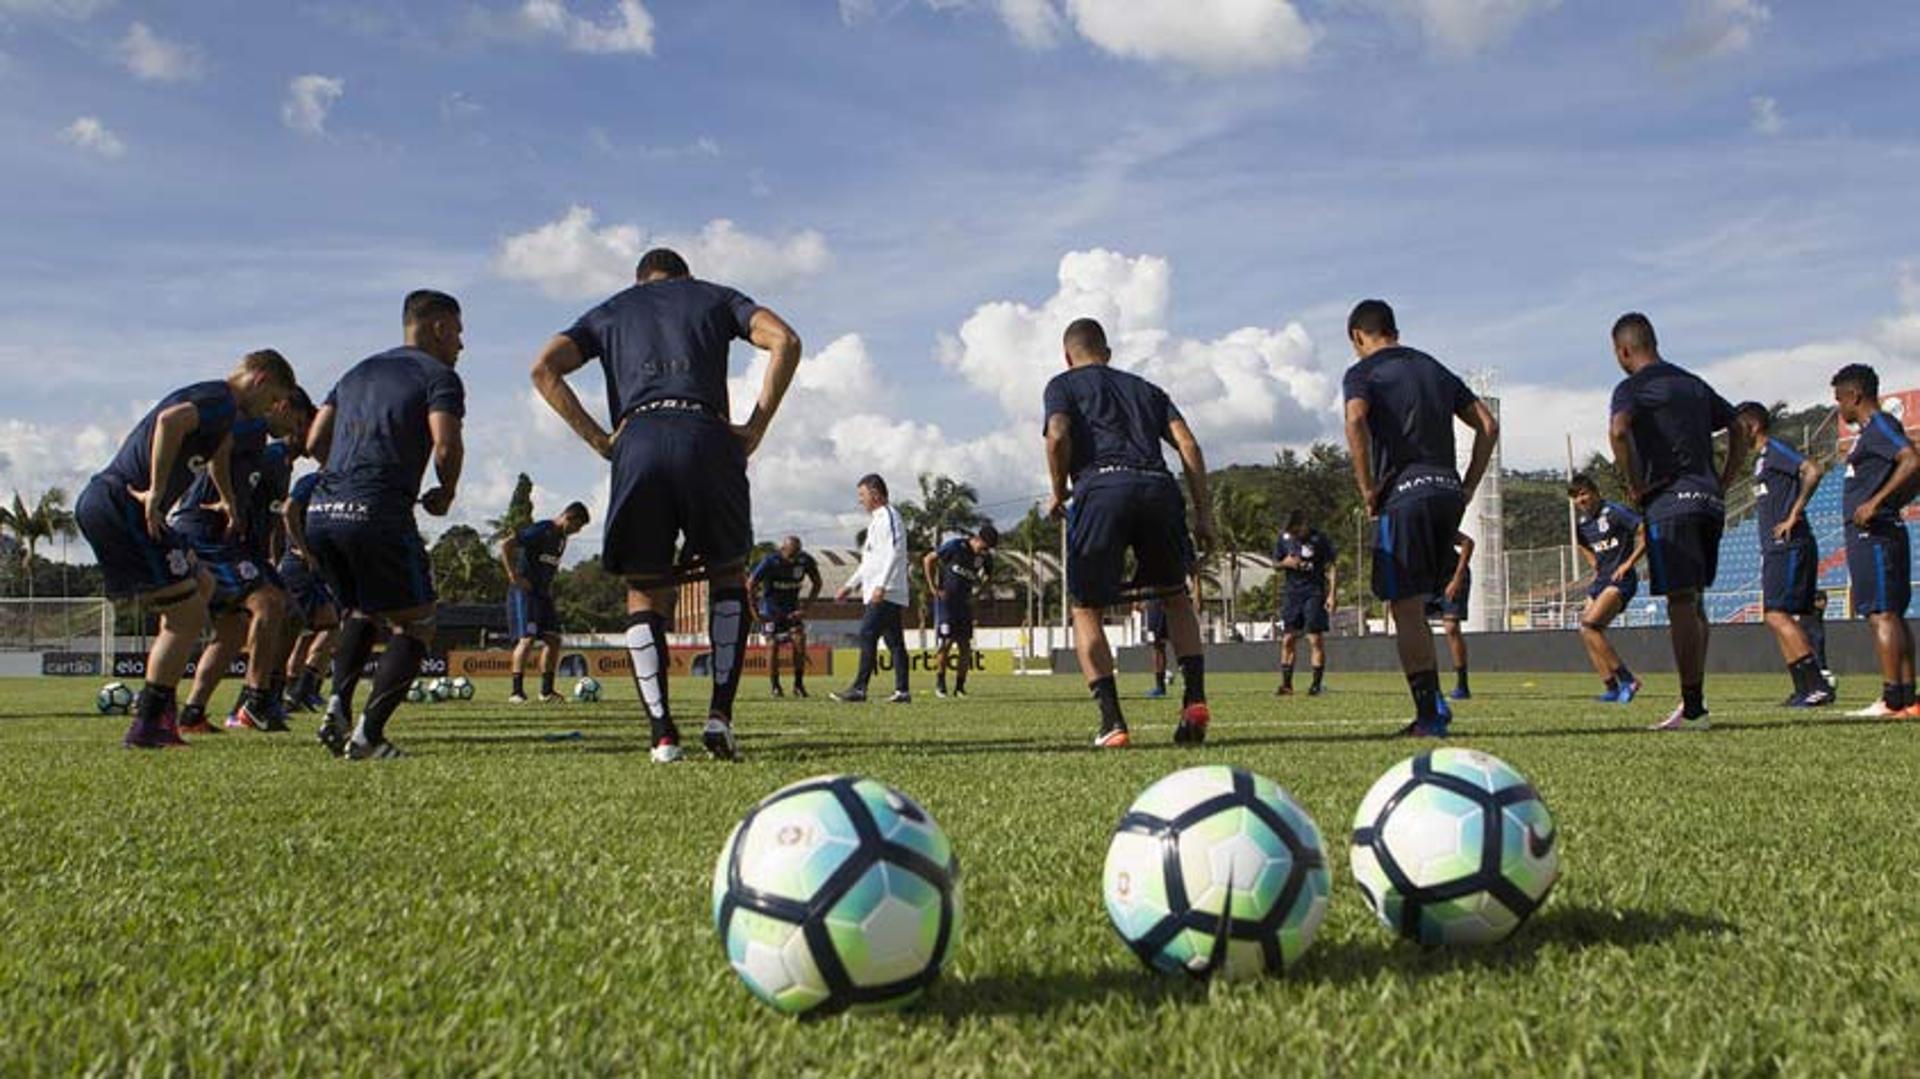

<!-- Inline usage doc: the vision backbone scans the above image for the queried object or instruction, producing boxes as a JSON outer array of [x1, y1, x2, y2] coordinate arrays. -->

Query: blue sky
[[3, 0, 1918, 555]]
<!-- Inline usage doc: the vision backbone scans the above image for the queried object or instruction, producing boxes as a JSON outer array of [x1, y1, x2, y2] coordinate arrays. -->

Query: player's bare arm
[[501, 533, 527, 590], [282, 490, 311, 562], [736, 308, 802, 457], [922, 550, 942, 595], [1343, 398, 1377, 516], [1617, 524, 1649, 580], [1608, 410, 1641, 504], [421, 410, 462, 517], [1043, 413, 1073, 520], [130, 401, 201, 540], [1779, 456, 1825, 540], [1447, 533, 1475, 601], [1168, 416, 1213, 550], [1457, 399, 1501, 504], [306, 403, 335, 465], [1716, 425, 1749, 496], [1858, 443, 1920, 527], [531, 336, 614, 460]]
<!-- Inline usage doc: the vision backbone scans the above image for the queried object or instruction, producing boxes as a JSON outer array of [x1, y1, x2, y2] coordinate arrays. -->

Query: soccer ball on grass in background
[[1103, 765, 1331, 979], [574, 677, 602, 702], [406, 680, 428, 704], [449, 676, 475, 700], [1350, 748, 1559, 946], [96, 682, 135, 715], [713, 775, 962, 1016], [427, 677, 453, 703]]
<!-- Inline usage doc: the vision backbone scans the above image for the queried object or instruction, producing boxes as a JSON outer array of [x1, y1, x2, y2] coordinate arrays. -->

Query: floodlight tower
[[1460, 369, 1507, 633]]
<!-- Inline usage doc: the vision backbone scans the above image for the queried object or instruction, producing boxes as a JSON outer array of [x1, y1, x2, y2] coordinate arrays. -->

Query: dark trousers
[[853, 602, 909, 694]]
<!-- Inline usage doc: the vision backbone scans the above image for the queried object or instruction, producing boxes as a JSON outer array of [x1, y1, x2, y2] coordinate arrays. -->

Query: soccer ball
[[1350, 748, 1559, 946], [406, 680, 427, 703], [574, 677, 602, 702], [712, 775, 962, 1016], [450, 676, 475, 701], [96, 682, 135, 714], [427, 678, 452, 703], [1103, 765, 1331, 979]]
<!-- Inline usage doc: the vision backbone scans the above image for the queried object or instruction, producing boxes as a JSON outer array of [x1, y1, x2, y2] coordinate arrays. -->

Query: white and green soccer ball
[[449, 676, 475, 700], [1350, 748, 1559, 946], [712, 775, 962, 1016], [96, 682, 135, 715], [427, 677, 453, 703], [406, 680, 428, 704], [574, 676, 602, 702], [1103, 766, 1331, 979]]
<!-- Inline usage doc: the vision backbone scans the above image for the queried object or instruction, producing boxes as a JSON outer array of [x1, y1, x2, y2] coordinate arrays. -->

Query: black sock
[[625, 611, 672, 742], [1311, 665, 1324, 689], [1408, 669, 1442, 723], [1884, 682, 1900, 709], [791, 659, 804, 689], [540, 671, 555, 697], [1455, 666, 1470, 692], [244, 685, 271, 714], [1681, 682, 1706, 718], [268, 672, 286, 705], [1900, 683, 1916, 710], [1788, 657, 1814, 696], [298, 666, 321, 700], [1605, 676, 1619, 693], [1178, 655, 1206, 706], [180, 701, 205, 725], [356, 633, 425, 745], [1091, 676, 1125, 732], [512, 672, 525, 697], [1613, 665, 1635, 688], [137, 683, 177, 724], [330, 616, 376, 717], [1153, 670, 1166, 691], [708, 586, 749, 721], [936, 669, 948, 692], [1281, 663, 1294, 689]]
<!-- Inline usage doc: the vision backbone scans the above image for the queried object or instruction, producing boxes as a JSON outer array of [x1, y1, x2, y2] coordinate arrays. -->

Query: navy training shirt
[[1608, 361, 1735, 516], [95, 380, 240, 513], [172, 422, 269, 551], [1341, 346, 1477, 504], [1273, 529, 1336, 597], [749, 550, 818, 613], [1577, 501, 1642, 584], [1042, 365, 1182, 484], [936, 537, 991, 603], [1754, 437, 1813, 548], [563, 278, 760, 423], [317, 347, 464, 519], [1843, 410, 1916, 529], [513, 520, 568, 595]]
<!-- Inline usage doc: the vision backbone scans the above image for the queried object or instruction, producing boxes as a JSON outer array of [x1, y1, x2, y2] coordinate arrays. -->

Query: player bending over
[[1830, 364, 1920, 718], [532, 248, 801, 763], [1733, 401, 1835, 708], [306, 290, 466, 761], [1607, 313, 1744, 732], [1425, 532, 1475, 701], [832, 475, 914, 704], [748, 536, 821, 697], [927, 524, 998, 698], [1568, 473, 1645, 702], [279, 468, 339, 714], [1341, 300, 1499, 738], [502, 501, 591, 703], [1273, 511, 1336, 697], [1044, 318, 1215, 748], [74, 350, 299, 749]]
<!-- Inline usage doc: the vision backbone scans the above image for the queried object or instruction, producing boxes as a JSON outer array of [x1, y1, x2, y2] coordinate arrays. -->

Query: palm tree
[[1, 489, 78, 646], [901, 473, 986, 550]]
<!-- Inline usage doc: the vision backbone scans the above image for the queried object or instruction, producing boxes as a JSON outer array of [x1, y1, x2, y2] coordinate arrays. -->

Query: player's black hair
[[1734, 401, 1771, 430], [1063, 318, 1110, 358], [1611, 312, 1658, 354], [562, 501, 591, 525], [1812, 590, 1829, 609], [239, 349, 297, 390], [404, 289, 461, 325], [288, 385, 316, 417], [1285, 509, 1306, 531], [858, 473, 888, 499], [636, 248, 691, 280], [975, 523, 999, 547], [1347, 299, 1397, 340], [1567, 472, 1600, 497], [1832, 363, 1880, 398]]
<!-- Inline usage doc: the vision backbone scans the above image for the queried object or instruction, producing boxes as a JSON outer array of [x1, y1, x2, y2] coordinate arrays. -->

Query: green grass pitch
[[2, 671, 1917, 1074]]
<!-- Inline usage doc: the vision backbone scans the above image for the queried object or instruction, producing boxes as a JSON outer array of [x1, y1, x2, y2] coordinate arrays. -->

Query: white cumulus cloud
[[58, 115, 124, 158], [118, 21, 204, 81], [281, 74, 344, 136], [514, 0, 654, 54], [1749, 95, 1783, 135], [0, 0, 111, 18], [0, 418, 116, 500], [495, 206, 831, 300], [1062, 0, 1316, 71], [1662, 0, 1769, 64], [1363, 0, 1560, 55]]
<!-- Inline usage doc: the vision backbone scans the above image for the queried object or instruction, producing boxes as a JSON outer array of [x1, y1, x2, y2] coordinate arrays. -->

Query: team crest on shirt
[[1596, 516, 1610, 534], [238, 561, 259, 581], [167, 549, 190, 577], [1301, 545, 1315, 559]]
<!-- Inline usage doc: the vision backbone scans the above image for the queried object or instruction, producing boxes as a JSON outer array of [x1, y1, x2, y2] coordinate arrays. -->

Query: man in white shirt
[[831, 474, 912, 703]]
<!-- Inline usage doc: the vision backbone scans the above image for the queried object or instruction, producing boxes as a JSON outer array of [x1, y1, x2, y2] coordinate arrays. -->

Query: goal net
[[0, 597, 114, 674]]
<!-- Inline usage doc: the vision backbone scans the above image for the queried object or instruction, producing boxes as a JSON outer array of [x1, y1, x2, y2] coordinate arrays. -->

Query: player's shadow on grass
[[925, 904, 1733, 1020]]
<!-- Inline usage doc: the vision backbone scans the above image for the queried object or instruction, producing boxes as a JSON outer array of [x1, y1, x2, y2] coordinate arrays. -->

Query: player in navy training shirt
[[1607, 313, 1745, 732], [1273, 511, 1337, 697], [1341, 300, 1499, 737], [279, 468, 340, 714], [1831, 364, 1920, 717], [1424, 532, 1476, 701], [748, 536, 822, 698], [1733, 402, 1835, 708], [924, 524, 999, 699], [531, 248, 803, 764], [305, 290, 467, 761], [1569, 473, 1646, 703], [74, 350, 299, 749], [501, 501, 591, 704], [1044, 318, 1216, 749]]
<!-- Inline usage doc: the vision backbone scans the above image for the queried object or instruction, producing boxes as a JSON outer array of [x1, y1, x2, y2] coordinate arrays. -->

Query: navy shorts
[[605, 412, 750, 578], [1587, 572, 1639, 606], [198, 548, 273, 615], [75, 478, 197, 600], [1143, 603, 1169, 644], [306, 511, 435, 615], [1065, 473, 1193, 608], [1280, 592, 1330, 634], [279, 554, 337, 621], [1848, 525, 1911, 618], [760, 609, 803, 641], [1426, 573, 1472, 621], [509, 587, 560, 639], [935, 598, 975, 643], [1762, 541, 1817, 615], [1371, 490, 1466, 602], [1645, 506, 1724, 597]]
